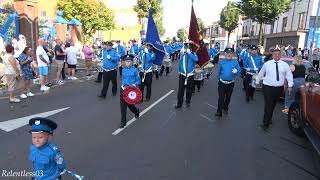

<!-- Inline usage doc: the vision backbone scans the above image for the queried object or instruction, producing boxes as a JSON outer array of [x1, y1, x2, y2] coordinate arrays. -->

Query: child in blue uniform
[[28, 117, 66, 180], [215, 47, 241, 117], [120, 54, 141, 128]]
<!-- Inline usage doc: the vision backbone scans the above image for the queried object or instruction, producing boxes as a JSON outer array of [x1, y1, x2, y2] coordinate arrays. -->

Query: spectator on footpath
[[3, 44, 21, 103], [36, 38, 50, 91], [54, 39, 66, 85], [43, 41, 53, 64], [264, 48, 274, 62], [65, 42, 78, 80], [83, 42, 93, 76], [17, 47, 35, 99], [281, 46, 287, 57]]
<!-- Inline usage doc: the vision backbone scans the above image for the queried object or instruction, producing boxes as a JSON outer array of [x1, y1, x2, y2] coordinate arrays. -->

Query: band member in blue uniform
[[215, 47, 241, 117], [95, 42, 106, 83], [29, 117, 66, 180], [175, 43, 199, 109], [139, 44, 155, 102], [160, 41, 172, 76], [120, 55, 141, 128], [243, 45, 263, 102], [129, 40, 141, 55], [98, 41, 120, 99], [115, 40, 126, 77], [212, 42, 221, 64]]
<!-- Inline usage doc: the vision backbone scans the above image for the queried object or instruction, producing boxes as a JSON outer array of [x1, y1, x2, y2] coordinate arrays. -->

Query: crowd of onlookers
[[0, 35, 99, 103]]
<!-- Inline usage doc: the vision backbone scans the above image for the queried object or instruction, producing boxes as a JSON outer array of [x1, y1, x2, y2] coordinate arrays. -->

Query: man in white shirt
[[36, 38, 50, 91], [256, 48, 293, 131], [65, 42, 79, 80]]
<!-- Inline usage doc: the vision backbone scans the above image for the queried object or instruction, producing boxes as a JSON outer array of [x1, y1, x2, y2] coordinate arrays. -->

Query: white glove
[[144, 48, 149, 53], [254, 68, 258, 71], [232, 68, 237, 74], [186, 49, 191, 54], [106, 55, 111, 59]]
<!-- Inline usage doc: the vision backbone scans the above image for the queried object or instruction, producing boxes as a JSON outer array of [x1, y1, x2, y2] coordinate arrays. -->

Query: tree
[[219, 1, 240, 44], [57, 0, 115, 41], [197, 17, 206, 32], [0, 3, 15, 42], [134, 0, 165, 37], [177, 28, 187, 42], [238, 0, 291, 46]]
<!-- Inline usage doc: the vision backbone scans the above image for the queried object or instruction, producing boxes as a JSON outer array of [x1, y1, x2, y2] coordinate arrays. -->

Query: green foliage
[[2, 3, 14, 11], [177, 28, 187, 42], [238, 0, 291, 45], [134, 0, 165, 37], [219, 1, 240, 43], [0, 3, 15, 43], [57, 0, 115, 41], [197, 17, 206, 32]]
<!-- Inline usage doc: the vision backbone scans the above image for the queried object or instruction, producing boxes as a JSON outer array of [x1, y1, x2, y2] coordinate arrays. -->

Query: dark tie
[[275, 61, 279, 81]]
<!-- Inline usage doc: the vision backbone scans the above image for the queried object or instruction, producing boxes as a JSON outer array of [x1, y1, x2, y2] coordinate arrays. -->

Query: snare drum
[[203, 62, 214, 75], [163, 56, 172, 67], [194, 68, 204, 81], [250, 73, 261, 88], [133, 56, 139, 65], [97, 62, 103, 72]]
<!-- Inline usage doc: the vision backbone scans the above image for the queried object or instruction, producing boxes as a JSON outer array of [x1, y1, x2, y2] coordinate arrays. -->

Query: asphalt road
[[0, 61, 319, 180]]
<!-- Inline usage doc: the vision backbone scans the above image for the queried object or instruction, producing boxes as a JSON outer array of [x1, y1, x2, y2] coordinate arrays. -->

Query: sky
[[162, 0, 230, 38]]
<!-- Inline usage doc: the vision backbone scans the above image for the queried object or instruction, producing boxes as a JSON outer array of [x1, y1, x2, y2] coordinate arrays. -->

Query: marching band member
[[160, 41, 172, 76], [255, 48, 293, 131], [139, 44, 155, 102], [129, 40, 140, 55], [212, 42, 221, 64], [115, 40, 126, 77], [98, 41, 120, 99], [120, 55, 140, 128], [95, 42, 105, 83], [175, 43, 199, 109], [243, 45, 263, 102], [215, 47, 241, 117]]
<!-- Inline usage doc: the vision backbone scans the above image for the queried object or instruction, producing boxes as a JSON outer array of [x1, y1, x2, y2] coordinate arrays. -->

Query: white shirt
[[66, 46, 78, 65], [256, 59, 293, 87], [36, 46, 49, 67]]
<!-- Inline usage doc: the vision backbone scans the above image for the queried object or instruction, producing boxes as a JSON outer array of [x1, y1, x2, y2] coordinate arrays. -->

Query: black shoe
[[246, 96, 250, 102], [95, 80, 101, 83], [259, 124, 269, 131], [135, 108, 140, 119], [223, 109, 228, 114], [98, 95, 106, 99], [119, 122, 126, 128], [175, 105, 182, 109], [186, 103, 190, 108], [215, 112, 222, 117]]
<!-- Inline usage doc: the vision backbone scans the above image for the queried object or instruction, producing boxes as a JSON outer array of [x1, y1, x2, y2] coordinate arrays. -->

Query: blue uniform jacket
[[140, 51, 155, 72], [178, 52, 199, 75], [240, 49, 250, 60], [29, 142, 66, 180], [243, 54, 263, 70], [122, 66, 141, 86], [130, 44, 140, 55], [100, 49, 120, 70], [212, 47, 220, 58], [115, 45, 126, 57], [165, 45, 173, 55], [218, 59, 241, 81]]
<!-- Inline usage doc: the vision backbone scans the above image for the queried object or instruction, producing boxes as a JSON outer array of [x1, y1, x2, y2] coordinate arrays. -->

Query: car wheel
[[288, 103, 305, 137]]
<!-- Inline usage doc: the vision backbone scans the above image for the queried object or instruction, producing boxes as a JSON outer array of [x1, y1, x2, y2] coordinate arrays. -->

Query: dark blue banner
[[146, 9, 165, 66]]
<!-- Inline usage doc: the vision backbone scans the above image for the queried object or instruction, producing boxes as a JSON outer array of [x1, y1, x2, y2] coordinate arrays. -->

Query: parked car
[[288, 73, 320, 154]]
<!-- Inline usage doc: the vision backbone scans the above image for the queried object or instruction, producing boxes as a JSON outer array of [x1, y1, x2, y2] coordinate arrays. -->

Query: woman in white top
[[3, 45, 22, 103]]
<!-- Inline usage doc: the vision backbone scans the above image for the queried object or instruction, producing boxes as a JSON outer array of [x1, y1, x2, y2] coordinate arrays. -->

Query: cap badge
[[35, 120, 41, 125]]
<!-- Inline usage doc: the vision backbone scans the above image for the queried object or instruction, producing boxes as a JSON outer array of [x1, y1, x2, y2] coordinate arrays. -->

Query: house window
[[41, 11, 47, 17], [282, 17, 287, 32], [298, 12, 306, 29], [251, 25, 255, 36], [270, 22, 275, 34]]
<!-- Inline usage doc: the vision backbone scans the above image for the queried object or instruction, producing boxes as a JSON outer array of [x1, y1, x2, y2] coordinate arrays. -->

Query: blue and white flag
[[146, 9, 165, 66]]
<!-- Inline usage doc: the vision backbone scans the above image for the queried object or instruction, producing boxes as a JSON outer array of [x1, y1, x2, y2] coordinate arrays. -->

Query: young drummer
[[120, 54, 141, 128], [28, 117, 66, 180], [215, 47, 241, 117]]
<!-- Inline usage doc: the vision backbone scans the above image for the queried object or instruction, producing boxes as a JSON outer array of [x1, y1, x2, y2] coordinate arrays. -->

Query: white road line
[[205, 102, 217, 109], [200, 114, 215, 122], [112, 90, 175, 135], [0, 107, 70, 132], [160, 111, 176, 128]]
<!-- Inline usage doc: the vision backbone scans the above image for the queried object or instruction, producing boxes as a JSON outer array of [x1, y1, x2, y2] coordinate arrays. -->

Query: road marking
[[205, 102, 217, 109], [160, 111, 176, 128], [0, 107, 70, 132], [200, 114, 215, 122], [112, 90, 175, 135]]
